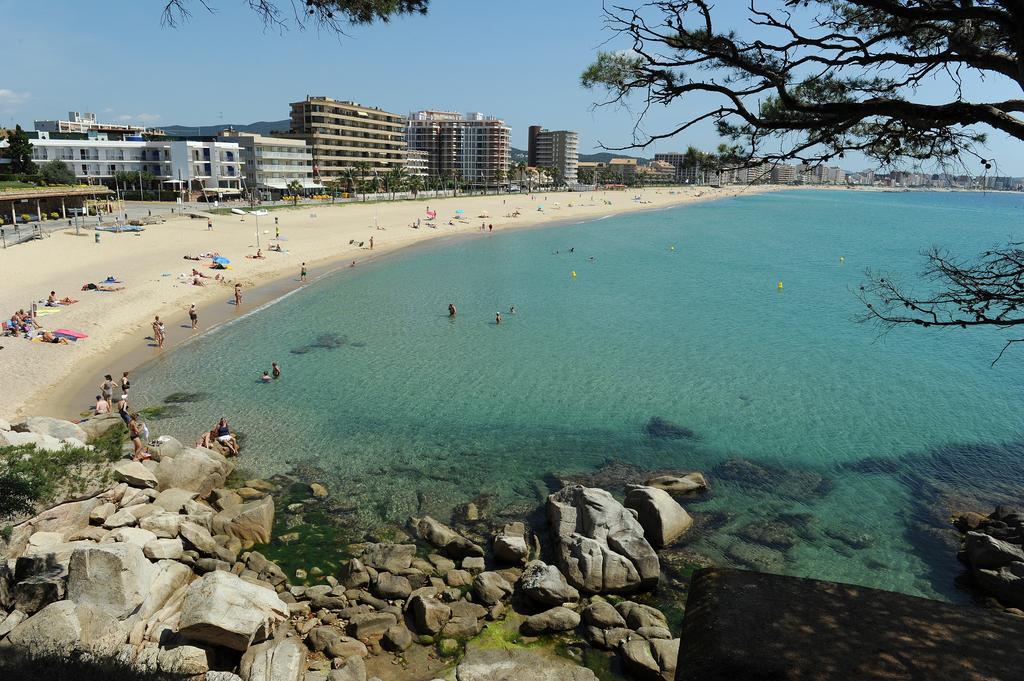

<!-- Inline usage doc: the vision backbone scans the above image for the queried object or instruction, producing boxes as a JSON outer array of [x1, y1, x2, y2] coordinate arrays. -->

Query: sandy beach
[[0, 185, 780, 420]]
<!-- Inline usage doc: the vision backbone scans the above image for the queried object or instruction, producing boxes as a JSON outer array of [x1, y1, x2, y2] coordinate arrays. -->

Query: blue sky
[[3, 0, 1023, 174]]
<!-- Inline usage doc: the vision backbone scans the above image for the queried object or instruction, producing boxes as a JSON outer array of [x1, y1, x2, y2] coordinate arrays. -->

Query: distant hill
[[511, 147, 651, 165], [163, 119, 291, 137], [579, 151, 650, 164]]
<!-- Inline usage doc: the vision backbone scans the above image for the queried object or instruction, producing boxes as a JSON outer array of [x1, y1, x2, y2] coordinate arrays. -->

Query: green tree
[[140, 170, 157, 190], [407, 174, 423, 198], [3, 125, 37, 175], [577, 166, 595, 185], [385, 166, 406, 200], [341, 166, 360, 199], [161, 0, 428, 32], [286, 179, 303, 205], [40, 160, 76, 185], [354, 162, 371, 200], [114, 171, 135, 190], [325, 177, 344, 203]]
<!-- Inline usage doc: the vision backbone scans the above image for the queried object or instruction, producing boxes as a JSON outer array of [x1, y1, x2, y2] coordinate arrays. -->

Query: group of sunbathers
[[3, 309, 41, 337]]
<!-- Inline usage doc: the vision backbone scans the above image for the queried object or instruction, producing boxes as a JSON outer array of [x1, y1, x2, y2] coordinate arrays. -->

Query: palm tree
[[407, 174, 423, 198], [385, 166, 407, 200], [354, 162, 371, 200], [286, 179, 303, 205], [339, 167, 359, 200], [325, 178, 344, 203]]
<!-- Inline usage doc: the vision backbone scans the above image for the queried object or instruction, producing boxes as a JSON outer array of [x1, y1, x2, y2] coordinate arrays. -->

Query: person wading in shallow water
[[448, 303, 457, 317], [495, 312, 502, 325]]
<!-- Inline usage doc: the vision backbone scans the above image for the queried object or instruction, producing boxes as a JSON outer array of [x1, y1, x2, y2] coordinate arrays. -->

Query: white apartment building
[[407, 111, 510, 187], [28, 133, 243, 194], [217, 131, 317, 198], [405, 149, 430, 178]]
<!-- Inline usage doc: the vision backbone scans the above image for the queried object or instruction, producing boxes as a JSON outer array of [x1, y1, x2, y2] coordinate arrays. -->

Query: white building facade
[[28, 134, 243, 194], [217, 131, 317, 198]]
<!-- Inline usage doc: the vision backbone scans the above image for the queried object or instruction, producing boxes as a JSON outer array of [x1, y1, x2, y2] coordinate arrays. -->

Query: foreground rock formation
[[955, 505, 1024, 611], [678, 568, 1024, 681], [0, 415, 703, 680]]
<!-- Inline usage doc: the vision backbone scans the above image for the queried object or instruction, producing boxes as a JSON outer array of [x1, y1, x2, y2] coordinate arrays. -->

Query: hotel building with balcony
[[406, 111, 510, 188], [217, 130, 318, 199], [26, 132, 243, 196], [283, 96, 406, 181]]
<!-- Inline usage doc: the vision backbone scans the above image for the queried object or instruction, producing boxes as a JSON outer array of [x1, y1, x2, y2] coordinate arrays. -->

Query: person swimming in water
[[261, 371, 271, 383], [495, 312, 502, 325], [448, 303, 457, 317], [509, 305, 516, 315]]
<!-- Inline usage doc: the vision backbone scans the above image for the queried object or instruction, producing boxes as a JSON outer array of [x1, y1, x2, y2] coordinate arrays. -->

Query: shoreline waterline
[[27, 184, 789, 421]]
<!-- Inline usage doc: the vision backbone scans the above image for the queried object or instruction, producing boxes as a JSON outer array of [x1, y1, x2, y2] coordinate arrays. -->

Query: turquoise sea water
[[133, 189, 1024, 602]]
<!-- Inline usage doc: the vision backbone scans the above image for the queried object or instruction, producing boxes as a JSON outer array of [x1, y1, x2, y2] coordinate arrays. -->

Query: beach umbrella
[[212, 256, 231, 265]]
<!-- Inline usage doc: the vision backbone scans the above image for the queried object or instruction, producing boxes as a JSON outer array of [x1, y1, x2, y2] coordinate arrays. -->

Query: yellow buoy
[[777, 281, 784, 290], [571, 271, 577, 278]]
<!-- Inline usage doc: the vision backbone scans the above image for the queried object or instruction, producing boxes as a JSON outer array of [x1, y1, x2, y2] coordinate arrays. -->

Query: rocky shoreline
[[0, 414, 711, 680]]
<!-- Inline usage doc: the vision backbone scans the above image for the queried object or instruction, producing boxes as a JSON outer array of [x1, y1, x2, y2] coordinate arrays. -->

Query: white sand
[[0, 185, 780, 420]]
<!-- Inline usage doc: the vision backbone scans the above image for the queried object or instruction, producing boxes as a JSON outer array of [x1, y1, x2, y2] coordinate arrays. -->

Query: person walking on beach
[[152, 316, 165, 348], [120, 371, 130, 399], [100, 374, 115, 404], [300, 263, 307, 282], [207, 218, 213, 231], [234, 283, 242, 307], [272, 362, 281, 379], [189, 304, 198, 330]]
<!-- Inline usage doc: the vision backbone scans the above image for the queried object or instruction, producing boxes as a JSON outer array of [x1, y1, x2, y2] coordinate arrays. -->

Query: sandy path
[[0, 185, 779, 420]]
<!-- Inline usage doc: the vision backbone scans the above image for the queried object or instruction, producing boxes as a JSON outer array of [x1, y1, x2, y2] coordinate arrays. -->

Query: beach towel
[[103, 276, 123, 283], [54, 329, 87, 340], [34, 308, 61, 316]]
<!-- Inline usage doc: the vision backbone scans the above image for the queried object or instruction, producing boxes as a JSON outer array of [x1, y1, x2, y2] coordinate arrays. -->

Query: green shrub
[[0, 423, 125, 521], [50, 212, 60, 220]]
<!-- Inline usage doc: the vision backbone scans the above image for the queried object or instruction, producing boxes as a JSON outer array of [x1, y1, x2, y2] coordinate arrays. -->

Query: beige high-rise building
[[285, 96, 406, 181], [406, 111, 510, 188], [527, 127, 579, 185]]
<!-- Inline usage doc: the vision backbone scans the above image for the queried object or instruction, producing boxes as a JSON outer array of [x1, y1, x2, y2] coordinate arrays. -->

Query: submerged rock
[[644, 416, 699, 440], [713, 457, 833, 498]]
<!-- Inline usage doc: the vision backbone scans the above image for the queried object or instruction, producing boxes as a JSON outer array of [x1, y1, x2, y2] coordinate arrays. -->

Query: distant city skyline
[[4, 0, 1023, 175]]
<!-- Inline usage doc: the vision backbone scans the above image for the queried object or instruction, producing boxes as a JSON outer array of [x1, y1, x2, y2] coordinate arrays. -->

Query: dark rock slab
[[677, 568, 1024, 681]]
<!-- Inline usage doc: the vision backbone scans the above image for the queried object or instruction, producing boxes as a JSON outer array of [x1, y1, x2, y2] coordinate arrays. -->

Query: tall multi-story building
[[407, 111, 510, 188], [217, 130, 317, 199], [26, 133, 243, 195], [284, 96, 407, 181], [527, 126, 579, 185], [34, 111, 165, 138], [405, 149, 430, 178]]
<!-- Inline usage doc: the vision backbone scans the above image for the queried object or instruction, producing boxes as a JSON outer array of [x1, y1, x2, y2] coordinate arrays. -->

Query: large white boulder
[[112, 460, 159, 489], [547, 485, 659, 593], [211, 496, 274, 547], [155, 447, 232, 496], [239, 630, 307, 681], [6, 600, 129, 657], [623, 485, 693, 548], [67, 543, 153, 619], [23, 416, 88, 444], [178, 570, 289, 651]]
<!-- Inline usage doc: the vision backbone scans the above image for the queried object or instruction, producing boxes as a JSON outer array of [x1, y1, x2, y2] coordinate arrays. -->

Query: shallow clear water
[[133, 189, 1024, 601]]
